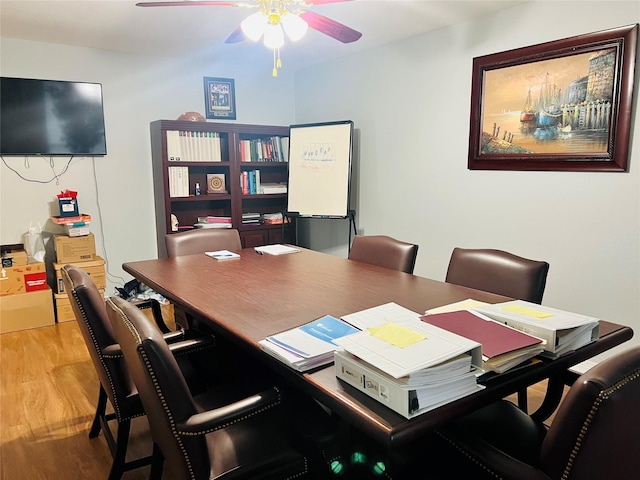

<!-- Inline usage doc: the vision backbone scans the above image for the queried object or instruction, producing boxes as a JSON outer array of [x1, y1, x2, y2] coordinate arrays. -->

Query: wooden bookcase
[[150, 120, 291, 257]]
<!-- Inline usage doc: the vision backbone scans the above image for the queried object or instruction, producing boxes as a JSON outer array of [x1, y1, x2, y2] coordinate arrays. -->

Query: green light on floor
[[372, 461, 386, 475], [351, 451, 367, 465], [330, 459, 344, 475]]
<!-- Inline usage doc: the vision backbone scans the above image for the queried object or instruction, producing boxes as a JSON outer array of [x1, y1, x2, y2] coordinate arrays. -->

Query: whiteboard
[[286, 120, 353, 217]]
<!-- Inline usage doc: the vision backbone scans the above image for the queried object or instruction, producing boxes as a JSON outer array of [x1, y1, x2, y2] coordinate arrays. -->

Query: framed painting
[[468, 24, 637, 172], [203, 77, 236, 120]]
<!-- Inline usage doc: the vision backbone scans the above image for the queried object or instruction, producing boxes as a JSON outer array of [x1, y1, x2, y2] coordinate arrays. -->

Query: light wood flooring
[[0, 321, 565, 480]]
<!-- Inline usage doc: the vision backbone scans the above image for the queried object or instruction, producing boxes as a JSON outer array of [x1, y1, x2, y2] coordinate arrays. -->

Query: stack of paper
[[420, 310, 544, 374], [333, 303, 484, 418], [260, 315, 359, 372], [335, 351, 481, 419], [472, 300, 599, 358], [254, 244, 300, 256]]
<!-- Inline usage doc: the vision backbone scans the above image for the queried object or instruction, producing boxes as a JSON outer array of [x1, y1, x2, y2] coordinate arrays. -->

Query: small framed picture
[[203, 77, 236, 120]]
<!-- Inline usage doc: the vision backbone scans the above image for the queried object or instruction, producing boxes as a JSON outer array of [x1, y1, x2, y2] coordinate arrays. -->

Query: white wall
[[294, 1, 640, 356], [0, 38, 295, 291]]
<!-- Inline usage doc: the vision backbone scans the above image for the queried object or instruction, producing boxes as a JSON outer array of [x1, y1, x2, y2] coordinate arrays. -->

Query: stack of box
[[0, 245, 55, 334], [52, 233, 106, 323]]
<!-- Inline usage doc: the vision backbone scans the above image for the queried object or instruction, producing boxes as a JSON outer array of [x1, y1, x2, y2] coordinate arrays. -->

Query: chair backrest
[[348, 235, 419, 274], [540, 346, 640, 479], [61, 265, 140, 421], [445, 247, 549, 304], [105, 296, 206, 480], [165, 228, 242, 257]]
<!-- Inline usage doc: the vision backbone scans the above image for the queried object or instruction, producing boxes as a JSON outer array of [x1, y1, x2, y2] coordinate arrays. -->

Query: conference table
[[123, 247, 633, 449]]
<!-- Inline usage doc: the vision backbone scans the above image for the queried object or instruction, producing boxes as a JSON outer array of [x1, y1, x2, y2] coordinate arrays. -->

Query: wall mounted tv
[[0, 77, 107, 156]]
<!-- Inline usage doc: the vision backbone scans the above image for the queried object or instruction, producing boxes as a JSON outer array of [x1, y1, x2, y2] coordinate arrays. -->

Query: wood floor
[[0, 321, 565, 480]]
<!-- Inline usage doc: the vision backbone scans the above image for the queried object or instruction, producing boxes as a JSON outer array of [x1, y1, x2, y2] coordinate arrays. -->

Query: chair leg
[[149, 443, 164, 480], [517, 387, 528, 412], [89, 384, 108, 438], [107, 420, 131, 480]]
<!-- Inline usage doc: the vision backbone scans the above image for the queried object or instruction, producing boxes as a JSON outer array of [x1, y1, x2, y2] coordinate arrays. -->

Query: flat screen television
[[0, 77, 107, 156]]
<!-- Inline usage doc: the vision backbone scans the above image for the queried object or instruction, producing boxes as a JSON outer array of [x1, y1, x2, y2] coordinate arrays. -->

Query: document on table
[[335, 302, 482, 379], [254, 244, 300, 255]]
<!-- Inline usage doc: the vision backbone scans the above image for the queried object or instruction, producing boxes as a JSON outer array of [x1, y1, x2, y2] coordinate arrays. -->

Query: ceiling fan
[[136, 0, 362, 76]]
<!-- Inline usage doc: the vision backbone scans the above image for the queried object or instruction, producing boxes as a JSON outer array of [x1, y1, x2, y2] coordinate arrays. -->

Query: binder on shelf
[[420, 310, 544, 374], [334, 350, 483, 419], [473, 300, 600, 357], [334, 302, 482, 379]]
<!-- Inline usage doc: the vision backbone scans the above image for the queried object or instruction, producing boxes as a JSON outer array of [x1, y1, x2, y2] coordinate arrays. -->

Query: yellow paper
[[501, 305, 554, 319], [368, 322, 426, 348]]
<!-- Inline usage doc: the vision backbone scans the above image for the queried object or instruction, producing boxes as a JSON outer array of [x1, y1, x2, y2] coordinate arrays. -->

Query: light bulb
[[263, 23, 285, 49], [281, 12, 308, 41], [241, 11, 267, 41]]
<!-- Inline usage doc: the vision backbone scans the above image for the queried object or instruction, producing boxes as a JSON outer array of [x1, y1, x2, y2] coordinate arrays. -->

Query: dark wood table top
[[123, 247, 633, 448]]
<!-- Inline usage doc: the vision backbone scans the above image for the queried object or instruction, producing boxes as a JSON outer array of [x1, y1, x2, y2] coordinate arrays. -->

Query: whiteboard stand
[[283, 210, 357, 252]]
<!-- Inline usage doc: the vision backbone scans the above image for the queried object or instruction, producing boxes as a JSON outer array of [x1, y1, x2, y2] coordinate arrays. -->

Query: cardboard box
[[55, 289, 104, 323], [54, 233, 96, 263], [53, 256, 106, 294], [1, 249, 28, 267], [0, 288, 55, 333], [0, 262, 48, 296]]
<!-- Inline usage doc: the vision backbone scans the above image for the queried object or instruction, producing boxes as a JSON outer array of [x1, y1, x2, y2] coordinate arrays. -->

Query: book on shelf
[[260, 315, 360, 372], [260, 183, 287, 194], [194, 222, 232, 229], [254, 244, 300, 256], [262, 212, 290, 225], [334, 302, 482, 379], [205, 250, 240, 260], [472, 300, 600, 358], [420, 309, 544, 374], [168, 166, 189, 197], [335, 350, 483, 419], [168, 130, 221, 162], [197, 216, 232, 224]]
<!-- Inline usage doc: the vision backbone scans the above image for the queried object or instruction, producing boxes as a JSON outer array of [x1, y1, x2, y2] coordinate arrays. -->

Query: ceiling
[[0, 0, 527, 73]]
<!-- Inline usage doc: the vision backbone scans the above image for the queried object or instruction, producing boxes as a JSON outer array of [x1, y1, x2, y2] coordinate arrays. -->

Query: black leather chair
[[61, 265, 214, 480], [431, 346, 640, 480], [348, 235, 419, 274], [165, 228, 242, 257], [445, 247, 549, 304], [105, 295, 310, 480]]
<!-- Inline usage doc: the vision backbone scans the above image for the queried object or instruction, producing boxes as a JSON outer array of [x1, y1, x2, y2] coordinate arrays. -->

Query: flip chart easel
[[285, 120, 356, 248]]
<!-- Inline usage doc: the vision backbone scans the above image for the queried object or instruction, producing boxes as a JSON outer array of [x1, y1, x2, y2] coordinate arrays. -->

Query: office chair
[[431, 346, 640, 480], [445, 247, 549, 304], [165, 228, 242, 257], [61, 265, 215, 480], [105, 295, 310, 480], [445, 247, 550, 412], [165, 228, 243, 329], [348, 235, 419, 274]]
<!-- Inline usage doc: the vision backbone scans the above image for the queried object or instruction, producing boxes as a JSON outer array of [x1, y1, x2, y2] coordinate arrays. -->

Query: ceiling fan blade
[[299, 10, 362, 43], [225, 26, 245, 44], [304, 0, 354, 4], [136, 1, 238, 7]]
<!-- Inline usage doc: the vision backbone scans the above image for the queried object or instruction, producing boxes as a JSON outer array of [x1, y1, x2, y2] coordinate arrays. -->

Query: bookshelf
[[150, 120, 291, 257]]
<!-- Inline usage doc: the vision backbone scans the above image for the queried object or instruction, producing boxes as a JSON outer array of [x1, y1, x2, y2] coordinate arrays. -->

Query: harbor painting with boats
[[481, 48, 616, 155]]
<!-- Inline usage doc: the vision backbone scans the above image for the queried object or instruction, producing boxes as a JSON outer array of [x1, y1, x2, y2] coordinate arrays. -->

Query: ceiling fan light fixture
[[280, 11, 308, 42], [263, 23, 285, 49], [240, 11, 267, 41]]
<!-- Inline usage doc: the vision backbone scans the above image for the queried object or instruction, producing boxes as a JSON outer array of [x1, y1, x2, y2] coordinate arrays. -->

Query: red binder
[[420, 310, 542, 359]]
